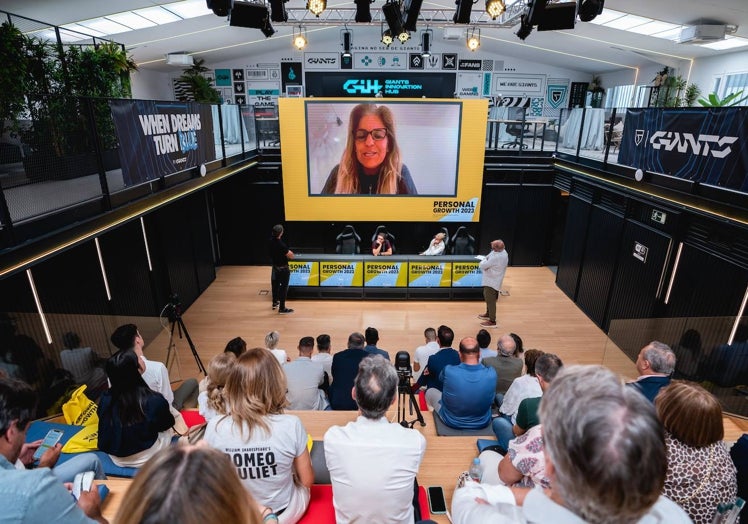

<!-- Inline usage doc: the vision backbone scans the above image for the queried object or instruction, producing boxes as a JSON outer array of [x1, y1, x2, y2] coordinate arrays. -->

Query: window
[[715, 72, 748, 100], [605, 84, 636, 109]]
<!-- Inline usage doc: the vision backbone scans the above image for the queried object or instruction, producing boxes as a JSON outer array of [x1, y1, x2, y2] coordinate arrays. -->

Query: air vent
[[678, 25, 726, 44], [165, 54, 194, 67]]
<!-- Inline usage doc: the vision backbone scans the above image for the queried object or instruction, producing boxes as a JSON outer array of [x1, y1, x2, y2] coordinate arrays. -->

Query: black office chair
[[501, 122, 528, 149], [371, 225, 396, 254], [451, 226, 476, 255], [336, 225, 361, 254]]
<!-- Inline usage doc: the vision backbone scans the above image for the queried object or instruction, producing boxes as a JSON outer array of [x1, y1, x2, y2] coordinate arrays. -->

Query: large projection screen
[[279, 98, 487, 222]]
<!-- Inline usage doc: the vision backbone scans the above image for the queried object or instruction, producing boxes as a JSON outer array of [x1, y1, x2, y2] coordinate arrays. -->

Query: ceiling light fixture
[[485, 0, 505, 20], [269, 0, 288, 22], [466, 27, 480, 50], [293, 26, 307, 50], [421, 29, 432, 57], [403, 0, 424, 32], [307, 0, 326, 17], [342, 29, 352, 57], [381, 27, 394, 47], [453, 0, 474, 24], [578, 0, 604, 22], [516, 13, 533, 40], [383, 0, 408, 43], [354, 0, 373, 23]]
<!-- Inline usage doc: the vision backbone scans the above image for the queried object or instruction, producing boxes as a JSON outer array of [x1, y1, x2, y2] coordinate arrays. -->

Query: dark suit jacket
[[328, 348, 367, 410], [628, 375, 671, 403]]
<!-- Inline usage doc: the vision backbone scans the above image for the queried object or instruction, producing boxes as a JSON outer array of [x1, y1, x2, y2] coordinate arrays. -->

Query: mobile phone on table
[[427, 486, 447, 515], [33, 428, 64, 461]]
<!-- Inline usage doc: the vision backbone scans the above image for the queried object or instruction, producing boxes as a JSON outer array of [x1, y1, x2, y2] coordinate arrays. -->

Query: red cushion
[[180, 410, 206, 428], [297, 485, 430, 523], [419, 390, 428, 411]]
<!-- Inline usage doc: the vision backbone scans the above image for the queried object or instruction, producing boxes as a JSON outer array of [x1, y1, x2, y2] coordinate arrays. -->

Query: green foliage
[[684, 83, 701, 107], [0, 22, 29, 133], [697, 90, 748, 107], [178, 58, 221, 103]]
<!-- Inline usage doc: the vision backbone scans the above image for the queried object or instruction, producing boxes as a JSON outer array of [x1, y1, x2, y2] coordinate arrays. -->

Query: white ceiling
[[2, 0, 747, 74]]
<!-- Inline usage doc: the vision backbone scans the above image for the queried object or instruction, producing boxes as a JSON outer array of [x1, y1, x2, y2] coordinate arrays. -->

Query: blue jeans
[[52, 453, 107, 483], [491, 415, 514, 451]]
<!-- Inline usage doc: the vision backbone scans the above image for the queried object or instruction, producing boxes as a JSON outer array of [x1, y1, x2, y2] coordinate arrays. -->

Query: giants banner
[[618, 108, 748, 192], [109, 100, 216, 186]]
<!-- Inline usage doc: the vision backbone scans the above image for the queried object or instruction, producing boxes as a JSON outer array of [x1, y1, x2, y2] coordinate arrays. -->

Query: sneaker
[[480, 320, 497, 328], [477, 313, 490, 320], [279, 308, 294, 315], [272, 302, 279, 310]]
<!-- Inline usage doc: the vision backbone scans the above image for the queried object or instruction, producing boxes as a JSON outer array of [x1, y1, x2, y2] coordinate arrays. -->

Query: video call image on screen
[[305, 101, 461, 196]]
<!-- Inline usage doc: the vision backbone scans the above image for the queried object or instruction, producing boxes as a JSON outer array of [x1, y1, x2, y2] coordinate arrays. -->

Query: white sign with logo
[[456, 72, 482, 99], [304, 52, 339, 69], [353, 53, 407, 69], [493, 73, 546, 96]]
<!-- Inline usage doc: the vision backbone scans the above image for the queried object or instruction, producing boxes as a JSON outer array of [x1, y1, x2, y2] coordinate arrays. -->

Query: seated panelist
[[420, 232, 446, 256]]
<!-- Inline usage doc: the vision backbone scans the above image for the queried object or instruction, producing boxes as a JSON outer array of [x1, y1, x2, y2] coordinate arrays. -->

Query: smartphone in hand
[[72, 471, 95, 501], [33, 429, 63, 461]]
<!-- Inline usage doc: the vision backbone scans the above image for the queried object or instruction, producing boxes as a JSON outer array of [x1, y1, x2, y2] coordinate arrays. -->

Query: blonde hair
[[224, 348, 288, 438], [655, 380, 724, 448], [335, 103, 402, 194], [115, 445, 261, 524], [264, 331, 280, 350], [206, 352, 236, 415]]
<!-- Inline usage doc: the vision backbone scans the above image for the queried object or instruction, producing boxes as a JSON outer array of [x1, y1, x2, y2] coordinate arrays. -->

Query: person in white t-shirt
[[265, 331, 290, 366], [311, 334, 333, 383], [412, 327, 439, 381], [198, 352, 236, 421], [205, 348, 313, 524]]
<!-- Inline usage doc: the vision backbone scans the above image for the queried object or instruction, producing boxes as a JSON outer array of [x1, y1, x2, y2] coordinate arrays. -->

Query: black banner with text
[[304, 72, 456, 98]]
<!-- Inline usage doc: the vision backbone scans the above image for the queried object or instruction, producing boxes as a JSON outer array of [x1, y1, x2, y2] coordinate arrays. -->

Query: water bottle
[[469, 457, 483, 482]]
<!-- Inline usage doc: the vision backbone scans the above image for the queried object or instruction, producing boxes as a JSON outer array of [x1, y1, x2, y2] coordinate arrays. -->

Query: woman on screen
[[321, 103, 417, 195]]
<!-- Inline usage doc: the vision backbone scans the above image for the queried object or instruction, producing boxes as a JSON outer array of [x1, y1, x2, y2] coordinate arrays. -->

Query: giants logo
[[644, 130, 738, 158], [343, 79, 384, 95]]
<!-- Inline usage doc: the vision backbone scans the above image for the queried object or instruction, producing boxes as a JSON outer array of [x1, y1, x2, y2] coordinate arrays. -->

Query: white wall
[[131, 69, 174, 101], [690, 49, 748, 97]]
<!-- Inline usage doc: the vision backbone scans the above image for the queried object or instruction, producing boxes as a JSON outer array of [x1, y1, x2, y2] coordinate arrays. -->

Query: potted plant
[[697, 90, 748, 107], [178, 58, 221, 103], [589, 75, 604, 108]]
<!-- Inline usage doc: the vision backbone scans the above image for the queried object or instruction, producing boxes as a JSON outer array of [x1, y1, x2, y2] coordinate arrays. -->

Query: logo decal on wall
[[442, 54, 457, 70], [546, 84, 568, 109], [409, 54, 424, 69]]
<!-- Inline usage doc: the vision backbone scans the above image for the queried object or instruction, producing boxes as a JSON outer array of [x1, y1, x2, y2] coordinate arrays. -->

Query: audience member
[[482, 333, 524, 397], [420, 325, 459, 395], [492, 353, 562, 451], [205, 348, 313, 524], [59, 332, 107, 397], [198, 352, 236, 422], [451, 365, 691, 523], [628, 341, 676, 402], [98, 350, 175, 467], [329, 333, 368, 410], [115, 444, 267, 524], [428, 337, 496, 429], [477, 329, 496, 361], [284, 337, 328, 410], [0, 377, 108, 524], [495, 349, 543, 420], [265, 331, 290, 366], [479, 423, 550, 490], [324, 356, 426, 523], [364, 326, 390, 361], [420, 232, 446, 256], [413, 328, 439, 380], [312, 334, 333, 380], [224, 336, 248, 358], [655, 381, 737, 524], [110, 324, 199, 411]]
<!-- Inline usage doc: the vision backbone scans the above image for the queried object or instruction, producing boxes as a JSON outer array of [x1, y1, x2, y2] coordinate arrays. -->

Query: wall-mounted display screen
[[279, 98, 487, 222]]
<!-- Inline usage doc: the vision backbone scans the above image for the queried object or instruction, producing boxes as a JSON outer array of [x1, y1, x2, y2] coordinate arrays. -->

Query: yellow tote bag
[[62, 385, 99, 427], [61, 424, 98, 453]]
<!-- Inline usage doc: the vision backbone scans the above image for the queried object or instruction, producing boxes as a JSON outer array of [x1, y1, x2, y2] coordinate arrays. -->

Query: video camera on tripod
[[394, 351, 425, 428], [164, 293, 182, 324], [163, 292, 206, 376]]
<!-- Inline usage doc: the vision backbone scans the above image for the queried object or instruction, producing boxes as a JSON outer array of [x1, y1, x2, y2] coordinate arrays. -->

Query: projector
[[678, 25, 726, 44], [165, 54, 195, 66]]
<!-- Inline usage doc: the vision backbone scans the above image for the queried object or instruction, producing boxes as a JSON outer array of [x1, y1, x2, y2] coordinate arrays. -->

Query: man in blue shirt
[[627, 341, 675, 403], [422, 325, 460, 408], [329, 332, 368, 410], [363, 326, 390, 361], [434, 337, 496, 429], [0, 377, 107, 523]]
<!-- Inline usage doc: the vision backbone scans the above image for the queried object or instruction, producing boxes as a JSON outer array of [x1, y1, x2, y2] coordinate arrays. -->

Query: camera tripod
[[397, 374, 425, 428], [165, 304, 206, 377]]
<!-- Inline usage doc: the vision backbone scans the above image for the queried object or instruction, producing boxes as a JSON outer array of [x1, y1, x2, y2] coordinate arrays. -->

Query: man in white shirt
[[110, 324, 198, 412], [284, 336, 328, 410], [312, 334, 333, 381], [419, 232, 446, 256], [324, 355, 427, 524], [412, 327, 439, 381], [478, 239, 509, 328]]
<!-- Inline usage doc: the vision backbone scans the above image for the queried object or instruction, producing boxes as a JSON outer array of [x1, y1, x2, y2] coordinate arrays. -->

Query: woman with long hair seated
[[198, 352, 236, 421], [321, 103, 417, 195], [97, 350, 174, 467], [116, 444, 273, 524], [205, 348, 314, 523], [655, 380, 737, 523]]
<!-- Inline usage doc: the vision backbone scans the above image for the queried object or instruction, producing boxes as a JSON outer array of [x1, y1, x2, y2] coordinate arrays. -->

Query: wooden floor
[[121, 265, 746, 523]]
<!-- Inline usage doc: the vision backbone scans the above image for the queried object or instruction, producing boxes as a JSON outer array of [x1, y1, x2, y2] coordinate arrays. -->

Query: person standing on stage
[[478, 240, 508, 328], [269, 224, 295, 315]]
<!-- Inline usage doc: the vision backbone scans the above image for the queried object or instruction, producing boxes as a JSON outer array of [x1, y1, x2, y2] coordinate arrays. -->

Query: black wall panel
[[606, 220, 672, 330], [0, 270, 37, 313], [513, 186, 557, 265], [555, 196, 591, 300], [190, 194, 216, 292], [98, 219, 158, 316], [479, 184, 520, 262], [575, 205, 625, 328]]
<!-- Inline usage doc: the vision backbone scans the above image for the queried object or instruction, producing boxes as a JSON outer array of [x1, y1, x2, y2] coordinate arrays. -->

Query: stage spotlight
[[381, 28, 394, 47], [485, 0, 505, 19], [354, 0, 373, 22], [230, 1, 275, 37], [578, 0, 604, 22], [207, 0, 233, 17], [453, 0, 473, 24], [466, 27, 480, 50], [398, 30, 410, 43], [307, 0, 326, 17], [383, 1, 406, 40], [293, 26, 307, 50], [269, 0, 288, 22], [516, 13, 533, 40], [342, 30, 352, 57], [403, 0, 424, 32], [421, 30, 431, 57]]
